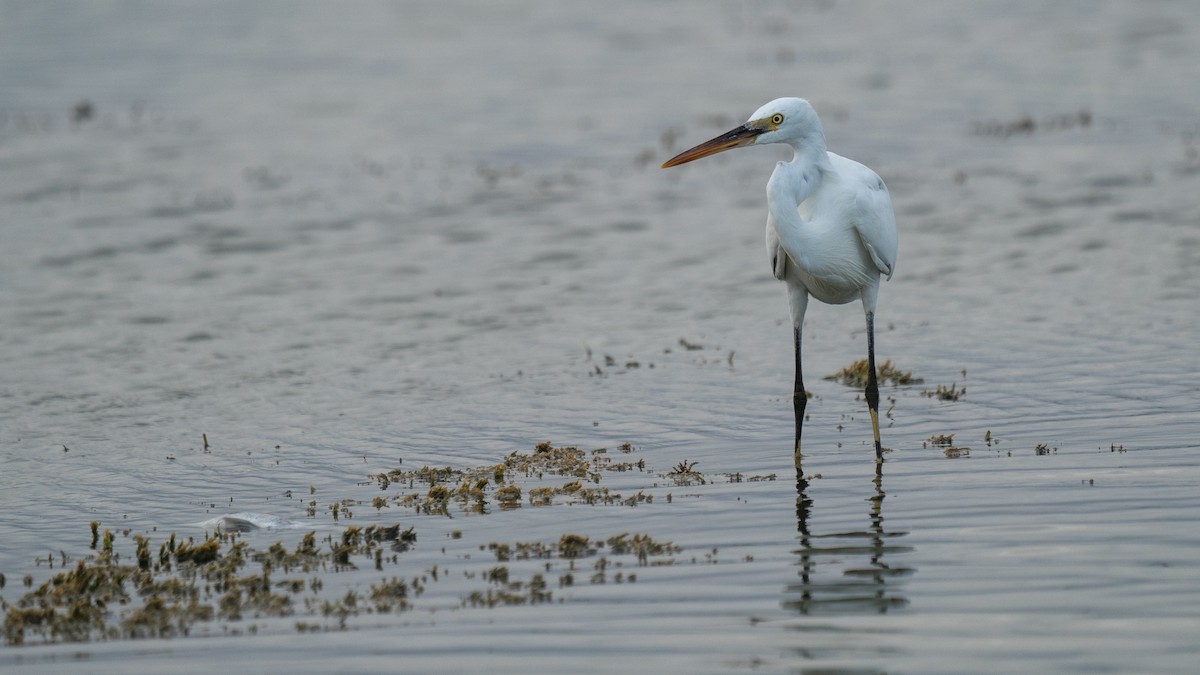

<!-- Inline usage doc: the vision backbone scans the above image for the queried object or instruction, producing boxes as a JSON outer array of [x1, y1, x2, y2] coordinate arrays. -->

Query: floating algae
[[5, 440, 767, 646], [2, 522, 422, 645], [366, 441, 655, 515], [666, 460, 706, 486], [927, 433, 970, 458], [923, 382, 965, 401], [467, 532, 681, 606], [825, 359, 923, 387]]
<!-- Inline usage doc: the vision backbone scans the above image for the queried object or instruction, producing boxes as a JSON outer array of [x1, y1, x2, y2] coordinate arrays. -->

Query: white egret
[[662, 97, 897, 465]]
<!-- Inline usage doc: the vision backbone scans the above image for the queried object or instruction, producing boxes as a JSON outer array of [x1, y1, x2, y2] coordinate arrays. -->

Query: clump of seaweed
[[558, 534, 594, 559], [366, 441, 652, 516], [923, 383, 964, 401], [927, 433, 970, 458], [367, 577, 410, 613], [483, 532, 678, 573], [3, 519, 424, 646], [666, 460, 705, 486], [606, 533, 682, 565], [466, 532, 683, 605], [481, 532, 678, 566], [825, 359, 923, 388], [514, 441, 591, 478], [3, 559, 138, 645], [464, 572, 552, 608], [495, 484, 522, 508], [724, 472, 778, 483]]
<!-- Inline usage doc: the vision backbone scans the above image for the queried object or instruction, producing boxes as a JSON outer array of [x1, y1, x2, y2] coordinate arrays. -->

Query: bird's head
[[661, 97, 824, 168]]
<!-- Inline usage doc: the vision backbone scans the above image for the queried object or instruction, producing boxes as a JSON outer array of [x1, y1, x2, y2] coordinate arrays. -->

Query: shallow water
[[2, 1, 1199, 672]]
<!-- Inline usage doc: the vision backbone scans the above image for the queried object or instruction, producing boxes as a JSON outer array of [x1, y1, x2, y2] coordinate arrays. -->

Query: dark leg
[[865, 311, 883, 462], [793, 325, 806, 469]]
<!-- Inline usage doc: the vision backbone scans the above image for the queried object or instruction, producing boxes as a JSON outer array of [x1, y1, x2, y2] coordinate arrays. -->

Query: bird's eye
[[771, 113, 784, 125]]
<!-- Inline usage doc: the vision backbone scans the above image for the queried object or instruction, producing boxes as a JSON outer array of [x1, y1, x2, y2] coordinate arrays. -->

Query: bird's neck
[[766, 146, 831, 267], [767, 145, 829, 212]]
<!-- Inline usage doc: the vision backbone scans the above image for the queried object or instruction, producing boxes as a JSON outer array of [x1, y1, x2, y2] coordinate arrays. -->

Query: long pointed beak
[[660, 123, 766, 168]]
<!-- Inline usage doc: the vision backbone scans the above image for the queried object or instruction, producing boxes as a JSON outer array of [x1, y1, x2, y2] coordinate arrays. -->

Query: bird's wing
[[831, 153, 897, 279], [765, 212, 788, 280]]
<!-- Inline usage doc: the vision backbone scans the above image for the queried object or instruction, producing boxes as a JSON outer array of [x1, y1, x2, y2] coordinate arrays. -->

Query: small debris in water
[[1035, 443, 1057, 456], [667, 460, 705, 485], [922, 383, 964, 401], [928, 434, 970, 458], [70, 100, 94, 124], [971, 110, 1091, 138]]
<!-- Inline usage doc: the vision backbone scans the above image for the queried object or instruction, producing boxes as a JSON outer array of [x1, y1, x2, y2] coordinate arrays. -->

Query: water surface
[[2, 1, 1198, 672]]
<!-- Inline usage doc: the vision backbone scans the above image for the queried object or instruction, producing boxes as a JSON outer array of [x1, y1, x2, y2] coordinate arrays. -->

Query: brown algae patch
[[484, 533, 677, 564], [367, 441, 653, 514], [926, 433, 970, 458], [825, 359, 923, 388], [467, 533, 681, 607], [361, 440, 775, 516], [4, 441, 764, 645], [922, 383, 965, 401], [2, 523, 421, 645], [666, 460, 706, 486]]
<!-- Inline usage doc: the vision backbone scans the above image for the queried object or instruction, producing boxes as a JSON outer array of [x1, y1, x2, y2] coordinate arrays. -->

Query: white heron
[[661, 97, 897, 465]]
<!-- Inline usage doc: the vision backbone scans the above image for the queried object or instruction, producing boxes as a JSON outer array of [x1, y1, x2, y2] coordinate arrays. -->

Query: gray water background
[[1, 1, 1198, 672]]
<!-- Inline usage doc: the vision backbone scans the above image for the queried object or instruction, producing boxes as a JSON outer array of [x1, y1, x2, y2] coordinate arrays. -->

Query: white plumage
[[662, 97, 898, 466]]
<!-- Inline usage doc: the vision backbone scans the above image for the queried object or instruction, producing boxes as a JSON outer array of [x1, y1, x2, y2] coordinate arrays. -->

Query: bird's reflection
[[782, 462, 913, 615]]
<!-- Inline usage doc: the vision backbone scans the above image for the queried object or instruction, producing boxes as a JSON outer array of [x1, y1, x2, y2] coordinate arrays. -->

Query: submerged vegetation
[[0, 441, 732, 646], [667, 460, 706, 486], [1035, 443, 1057, 456], [927, 433, 970, 458], [1, 518, 685, 645], [1, 523, 424, 645], [825, 359, 923, 387], [923, 382, 965, 401], [366, 441, 656, 514]]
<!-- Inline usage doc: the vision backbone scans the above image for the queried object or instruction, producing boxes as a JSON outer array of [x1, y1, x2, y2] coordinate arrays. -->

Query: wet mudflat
[[2, 2, 1198, 673]]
